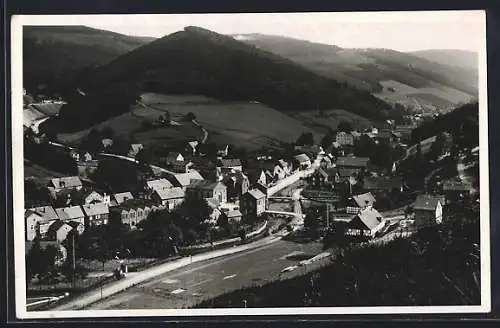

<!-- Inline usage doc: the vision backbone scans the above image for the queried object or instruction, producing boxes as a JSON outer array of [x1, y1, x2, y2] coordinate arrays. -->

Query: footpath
[[50, 234, 282, 311]]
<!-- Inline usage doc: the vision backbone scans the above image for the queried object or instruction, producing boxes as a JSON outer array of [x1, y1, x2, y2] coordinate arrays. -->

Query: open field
[[374, 79, 474, 112], [24, 159, 64, 181], [140, 93, 323, 150]]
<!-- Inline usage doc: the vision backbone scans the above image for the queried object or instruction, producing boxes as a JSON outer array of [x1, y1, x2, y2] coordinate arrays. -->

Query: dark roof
[[48, 220, 71, 235], [220, 159, 242, 167], [363, 176, 402, 191], [348, 207, 384, 230], [335, 156, 370, 168], [247, 189, 266, 199], [187, 179, 224, 191], [414, 195, 444, 211]]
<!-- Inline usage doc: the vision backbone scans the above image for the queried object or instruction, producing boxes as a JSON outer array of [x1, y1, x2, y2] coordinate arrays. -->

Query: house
[[146, 178, 173, 192], [413, 194, 445, 227], [112, 192, 134, 206], [223, 171, 250, 201], [294, 153, 312, 169], [55, 206, 85, 226], [222, 209, 243, 223], [362, 176, 403, 194], [128, 144, 144, 158], [336, 131, 354, 146], [47, 220, 73, 243], [82, 152, 93, 162], [25, 210, 43, 241], [241, 189, 267, 218], [170, 170, 205, 189], [82, 203, 110, 226], [310, 168, 330, 187], [152, 187, 185, 210], [186, 180, 227, 204], [442, 179, 473, 204], [220, 159, 243, 172], [335, 156, 370, 171], [101, 138, 114, 149], [345, 207, 385, 238], [80, 190, 111, 205], [166, 152, 185, 164], [50, 176, 83, 192], [69, 150, 80, 162], [77, 160, 99, 179], [326, 167, 360, 184], [110, 200, 156, 229], [27, 206, 59, 238], [346, 192, 376, 214], [67, 220, 85, 235]]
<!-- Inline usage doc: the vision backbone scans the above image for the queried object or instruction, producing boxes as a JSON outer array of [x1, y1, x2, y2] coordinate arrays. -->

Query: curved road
[[83, 238, 326, 310]]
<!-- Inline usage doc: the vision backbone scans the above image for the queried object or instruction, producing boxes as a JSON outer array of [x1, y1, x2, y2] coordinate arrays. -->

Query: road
[[84, 238, 326, 310]]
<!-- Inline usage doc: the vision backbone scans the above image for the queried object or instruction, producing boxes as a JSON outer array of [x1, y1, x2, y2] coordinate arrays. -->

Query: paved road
[[85, 239, 327, 310]]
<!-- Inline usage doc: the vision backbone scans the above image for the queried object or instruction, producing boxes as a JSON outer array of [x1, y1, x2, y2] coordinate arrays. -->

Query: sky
[[16, 11, 485, 52]]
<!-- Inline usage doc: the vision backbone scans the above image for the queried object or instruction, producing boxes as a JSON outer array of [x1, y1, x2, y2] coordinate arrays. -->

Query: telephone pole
[[72, 232, 76, 289]]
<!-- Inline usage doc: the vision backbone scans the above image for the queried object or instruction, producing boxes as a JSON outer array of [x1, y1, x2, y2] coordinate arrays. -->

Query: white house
[[345, 207, 385, 238]]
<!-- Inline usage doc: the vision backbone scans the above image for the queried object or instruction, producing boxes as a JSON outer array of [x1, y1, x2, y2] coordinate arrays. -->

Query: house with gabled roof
[[346, 207, 385, 238], [414, 194, 445, 227], [223, 171, 250, 202], [146, 178, 173, 192], [47, 220, 73, 243], [442, 179, 473, 204], [128, 144, 144, 158], [82, 203, 110, 227], [219, 158, 243, 172], [293, 153, 312, 170], [241, 188, 267, 218], [152, 187, 185, 210], [222, 209, 243, 223], [27, 206, 59, 238], [50, 176, 83, 192], [346, 192, 376, 214], [110, 199, 159, 229], [25, 210, 43, 241], [186, 180, 227, 204], [170, 170, 205, 189], [112, 192, 134, 206], [55, 205, 85, 226]]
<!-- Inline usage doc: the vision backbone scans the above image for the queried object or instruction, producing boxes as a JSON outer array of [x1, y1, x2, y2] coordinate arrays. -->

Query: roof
[[146, 178, 173, 190], [363, 176, 402, 191], [335, 156, 370, 168], [154, 187, 185, 200], [82, 203, 109, 217], [351, 192, 376, 207], [414, 195, 444, 211], [172, 170, 204, 187], [294, 153, 311, 163], [23, 106, 47, 127], [55, 206, 85, 220], [167, 152, 184, 162], [113, 192, 134, 204], [317, 168, 329, 179], [247, 188, 266, 199], [221, 158, 242, 168], [224, 210, 242, 218], [443, 179, 473, 192], [352, 207, 384, 230], [48, 220, 72, 234], [31, 102, 64, 116], [51, 176, 83, 189], [28, 206, 58, 222], [187, 179, 224, 191]]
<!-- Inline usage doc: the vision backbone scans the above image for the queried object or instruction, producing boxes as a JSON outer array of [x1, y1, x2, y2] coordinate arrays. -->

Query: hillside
[[411, 49, 478, 71], [235, 34, 477, 112], [23, 26, 154, 95], [63, 26, 392, 127]]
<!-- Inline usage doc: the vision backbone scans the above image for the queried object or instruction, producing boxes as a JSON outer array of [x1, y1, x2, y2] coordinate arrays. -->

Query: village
[[22, 90, 480, 308]]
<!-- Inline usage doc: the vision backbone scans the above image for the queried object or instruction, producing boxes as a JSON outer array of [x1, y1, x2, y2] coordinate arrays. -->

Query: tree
[[185, 112, 196, 121], [101, 127, 115, 139], [82, 128, 102, 153], [337, 121, 353, 133], [296, 132, 314, 146], [320, 132, 335, 150]]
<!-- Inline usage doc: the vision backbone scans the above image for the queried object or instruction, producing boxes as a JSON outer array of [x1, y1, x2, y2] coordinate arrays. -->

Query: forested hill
[[410, 102, 479, 146], [23, 26, 154, 95], [73, 26, 393, 118]]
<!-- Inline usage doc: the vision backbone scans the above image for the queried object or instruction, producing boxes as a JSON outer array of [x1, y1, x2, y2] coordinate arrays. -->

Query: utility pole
[[325, 203, 330, 230], [72, 232, 76, 290]]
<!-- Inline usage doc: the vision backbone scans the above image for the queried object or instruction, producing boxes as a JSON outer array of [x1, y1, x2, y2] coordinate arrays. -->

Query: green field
[[290, 109, 374, 134], [56, 92, 325, 150], [139, 93, 324, 149]]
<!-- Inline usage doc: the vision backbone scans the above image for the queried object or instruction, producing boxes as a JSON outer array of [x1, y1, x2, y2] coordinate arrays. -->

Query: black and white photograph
[[11, 10, 489, 318]]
